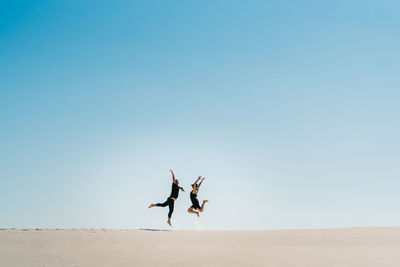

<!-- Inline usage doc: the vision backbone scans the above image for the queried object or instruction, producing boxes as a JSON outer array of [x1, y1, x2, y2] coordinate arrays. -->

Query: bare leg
[[199, 200, 208, 212], [167, 218, 172, 226], [188, 207, 200, 217]]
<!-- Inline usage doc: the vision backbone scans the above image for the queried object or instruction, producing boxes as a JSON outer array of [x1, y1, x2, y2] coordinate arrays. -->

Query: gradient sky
[[1, 0, 399, 230]]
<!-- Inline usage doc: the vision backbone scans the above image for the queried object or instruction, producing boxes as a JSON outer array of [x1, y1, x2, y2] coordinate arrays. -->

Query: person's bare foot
[[167, 219, 172, 227], [196, 211, 200, 218], [148, 204, 155, 208]]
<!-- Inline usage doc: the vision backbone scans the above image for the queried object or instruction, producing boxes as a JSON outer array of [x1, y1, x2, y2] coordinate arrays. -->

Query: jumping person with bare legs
[[148, 169, 184, 226], [188, 176, 208, 217]]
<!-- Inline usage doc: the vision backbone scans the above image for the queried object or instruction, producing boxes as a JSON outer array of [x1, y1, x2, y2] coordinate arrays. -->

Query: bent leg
[[188, 207, 200, 217], [199, 200, 208, 212]]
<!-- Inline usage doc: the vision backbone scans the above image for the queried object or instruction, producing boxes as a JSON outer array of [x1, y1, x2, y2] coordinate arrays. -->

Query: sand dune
[[1, 227, 399, 266]]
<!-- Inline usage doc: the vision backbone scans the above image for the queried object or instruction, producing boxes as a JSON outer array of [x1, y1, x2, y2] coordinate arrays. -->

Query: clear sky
[[1, 0, 399, 230]]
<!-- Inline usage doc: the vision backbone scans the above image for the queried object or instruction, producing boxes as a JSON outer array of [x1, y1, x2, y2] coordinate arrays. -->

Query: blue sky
[[1, 0, 399, 230]]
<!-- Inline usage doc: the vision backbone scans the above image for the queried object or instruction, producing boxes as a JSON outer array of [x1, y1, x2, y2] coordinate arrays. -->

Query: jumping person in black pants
[[148, 169, 184, 226], [188, 176, 208, 217]]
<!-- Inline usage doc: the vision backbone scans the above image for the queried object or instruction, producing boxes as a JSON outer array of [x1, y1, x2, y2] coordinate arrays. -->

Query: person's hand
[[202, 177, 205, 181]]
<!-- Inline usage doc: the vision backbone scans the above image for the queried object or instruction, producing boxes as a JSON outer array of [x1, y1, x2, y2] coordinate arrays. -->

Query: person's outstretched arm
[[193, 176, 201, 185], [179, 186, 185, 192], [170, 169, 176, 183], [198, 177, 205, 188]]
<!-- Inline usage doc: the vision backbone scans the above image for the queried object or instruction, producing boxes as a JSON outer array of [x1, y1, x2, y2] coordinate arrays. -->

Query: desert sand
[[1, 227, 399, 267]]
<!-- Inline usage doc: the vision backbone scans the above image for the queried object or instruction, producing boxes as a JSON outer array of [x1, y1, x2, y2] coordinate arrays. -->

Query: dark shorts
[[191, 198, 201, 210]]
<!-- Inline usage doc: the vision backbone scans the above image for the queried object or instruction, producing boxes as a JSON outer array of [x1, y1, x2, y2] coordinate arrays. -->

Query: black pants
[[156, 197, 175, 219]]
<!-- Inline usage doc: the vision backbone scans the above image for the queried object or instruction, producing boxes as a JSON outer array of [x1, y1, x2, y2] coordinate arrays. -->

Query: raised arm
[[170, 169, 176, 183], [198, 177, 205, 188], [193, 176, 201, 185], [199, 178, 206, 188]]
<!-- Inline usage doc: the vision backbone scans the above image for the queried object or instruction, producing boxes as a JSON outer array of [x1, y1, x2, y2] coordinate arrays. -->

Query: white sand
[[1, 227, 399, 267]]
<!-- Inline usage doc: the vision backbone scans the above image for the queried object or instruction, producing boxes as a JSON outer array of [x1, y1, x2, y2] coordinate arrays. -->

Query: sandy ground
[[0, 227, 399, 267]]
